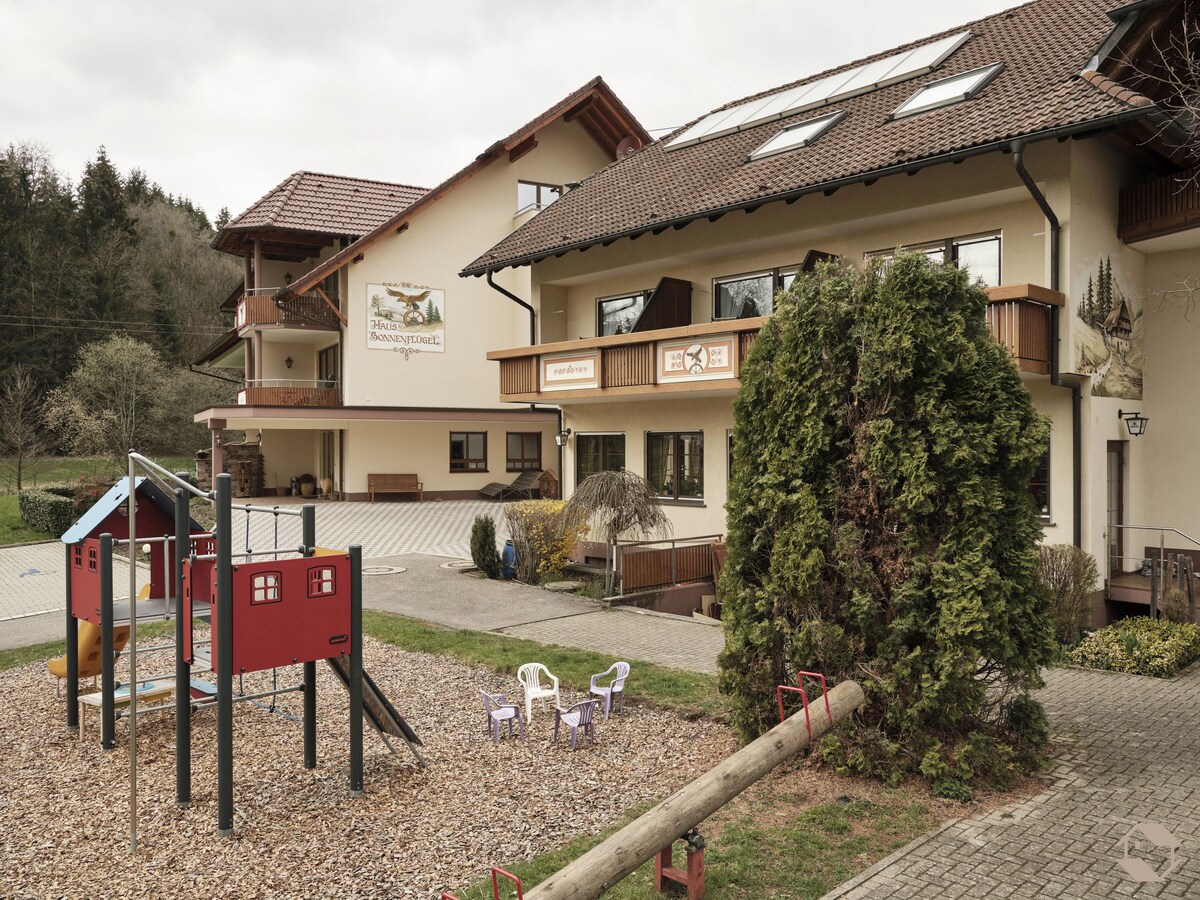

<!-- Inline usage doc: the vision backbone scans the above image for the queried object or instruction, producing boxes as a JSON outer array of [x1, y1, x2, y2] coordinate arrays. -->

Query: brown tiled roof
[[462, 0, 1157, 275], [213, 173, 428, 255], [276, 77, 648, 302]]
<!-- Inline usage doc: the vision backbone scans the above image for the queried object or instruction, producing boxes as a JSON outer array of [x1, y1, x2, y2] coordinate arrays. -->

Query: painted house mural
[[1075, 256, 1143, 399], [366, 282, 445, 357]]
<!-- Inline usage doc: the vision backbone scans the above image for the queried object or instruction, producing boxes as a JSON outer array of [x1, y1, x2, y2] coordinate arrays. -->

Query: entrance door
[[1107, 441, 1126, 576], [320, 431, 335, 498]]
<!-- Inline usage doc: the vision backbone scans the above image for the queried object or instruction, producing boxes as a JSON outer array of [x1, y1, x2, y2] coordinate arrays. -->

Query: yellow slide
[[48, 584, 149, 680]]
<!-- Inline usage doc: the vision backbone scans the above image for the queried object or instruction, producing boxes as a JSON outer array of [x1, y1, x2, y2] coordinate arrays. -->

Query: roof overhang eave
[[460, 105, 1157, 278]]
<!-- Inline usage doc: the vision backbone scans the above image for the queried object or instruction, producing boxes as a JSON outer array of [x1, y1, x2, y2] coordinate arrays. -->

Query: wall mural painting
[[1074, 256, 1143, 399], [366, 282, 445, 359]]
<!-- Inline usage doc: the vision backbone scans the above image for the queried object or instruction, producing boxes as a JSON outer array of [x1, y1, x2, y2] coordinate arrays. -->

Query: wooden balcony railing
[[1119, 166, 1200, 243], [617, 535, 723, 594], [237, 290, 341, 331], [237, 379, 341, 408], [488, 284, 1065, 401]]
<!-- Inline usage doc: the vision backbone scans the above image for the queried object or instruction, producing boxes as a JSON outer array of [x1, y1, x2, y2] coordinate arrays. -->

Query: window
[[597, 292, 648, 336], [74, 546, 82, 569], [506, 432, 542, 472], [713, 267, 797, 320], [892, 63, 1005, 119], [307, 565, 337, 598], [727, 429, 735, 481], [647, 432, 704, 501], [1030, 451, 1050, 520], [251, 572, 282, 605], [866, 233, 1000, 287], [87, 547, 97, 573], [318, 345, 338, 388], [450, 432, 487, 472], [576, 433, 625, 485], [517, 181, 562, 214], [749, 111, 846, 161]]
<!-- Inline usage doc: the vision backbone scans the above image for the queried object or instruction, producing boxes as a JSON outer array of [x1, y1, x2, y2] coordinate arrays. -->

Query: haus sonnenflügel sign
[[367, 282, 445, 356]]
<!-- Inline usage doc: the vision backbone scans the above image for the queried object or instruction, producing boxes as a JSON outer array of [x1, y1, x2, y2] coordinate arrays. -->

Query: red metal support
[[440, 894, 462, 900], [776, 684, 811, 737], [492, 867, 524, 900], [653, 830, 706, 899], [795, 671, 832, 727]]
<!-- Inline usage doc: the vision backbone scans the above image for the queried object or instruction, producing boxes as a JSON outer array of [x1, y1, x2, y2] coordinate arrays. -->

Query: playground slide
[[326, 656, 422, 746], [48, 583, 149, 680]]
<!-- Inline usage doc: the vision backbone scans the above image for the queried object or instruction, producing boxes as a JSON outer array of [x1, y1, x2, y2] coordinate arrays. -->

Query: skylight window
[[891, 63, 1004, 118], [667, 31, 971, 150], [749, 111, 846, 161]]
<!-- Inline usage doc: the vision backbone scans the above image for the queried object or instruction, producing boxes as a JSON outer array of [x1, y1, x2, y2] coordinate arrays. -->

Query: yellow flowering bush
[[1069, 617, 1200, 678], [503, 500, 587, 583]]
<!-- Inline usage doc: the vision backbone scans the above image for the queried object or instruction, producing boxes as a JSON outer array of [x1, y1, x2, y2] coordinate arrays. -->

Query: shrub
[[1160, 588, 1192, 624], [73, 476, 116, 517], [1037, 544, 1099, 644], [502, 499, 586, 583], [1069, 617, 1200, 678], [470, 514, 502, 579], [18, 489, 77, 537]]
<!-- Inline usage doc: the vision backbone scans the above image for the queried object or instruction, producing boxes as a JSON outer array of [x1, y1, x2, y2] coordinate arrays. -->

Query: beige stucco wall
[[339, 120, 612, 409], [561, 397, 735, 538], [259, 429, 319, 491]]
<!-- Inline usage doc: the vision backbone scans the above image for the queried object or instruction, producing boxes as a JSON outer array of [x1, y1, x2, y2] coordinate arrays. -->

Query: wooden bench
[[368, 473, 423, 503]]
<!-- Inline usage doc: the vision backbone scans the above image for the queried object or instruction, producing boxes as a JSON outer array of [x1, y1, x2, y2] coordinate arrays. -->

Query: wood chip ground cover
[[0, 634, 734, 898]]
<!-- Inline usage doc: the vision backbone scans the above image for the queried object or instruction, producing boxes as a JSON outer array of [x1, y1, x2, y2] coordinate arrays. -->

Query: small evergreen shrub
[[1160, 588, 1192, 625], [18, 489, 77, 537], [1037, 544, 1099, 644], [72, 476, 116, 517], [470, 514, 502, 579], [1069, 617, 1200, 678], [502, 500, 586, 583]]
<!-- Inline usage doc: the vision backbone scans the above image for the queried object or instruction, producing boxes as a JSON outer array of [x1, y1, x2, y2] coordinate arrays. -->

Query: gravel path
[[0, 635, 734, 899]]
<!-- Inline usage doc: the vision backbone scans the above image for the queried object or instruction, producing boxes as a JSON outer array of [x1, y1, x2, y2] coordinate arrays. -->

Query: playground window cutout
[[308, 566, 336, 598], [74, 546, 83, 569], [251, 571, 283, 605], [87, 547, 97, 573]]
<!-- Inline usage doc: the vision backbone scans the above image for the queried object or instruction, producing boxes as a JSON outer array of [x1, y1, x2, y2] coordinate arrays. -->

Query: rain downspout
[[1012, 141, 1082, 548], [485, 271, 563, 486]]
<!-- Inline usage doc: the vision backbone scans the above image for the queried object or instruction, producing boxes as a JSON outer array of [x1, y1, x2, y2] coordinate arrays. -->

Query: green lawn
[[0, 494, 52, 544], [1, 455, 194, 495], [364, 611, 726, 719], [0, 620, 178, 672], [458, 796, 937, 900]]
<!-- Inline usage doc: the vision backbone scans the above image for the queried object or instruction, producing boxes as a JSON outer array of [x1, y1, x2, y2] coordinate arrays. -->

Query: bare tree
[[0, 365, 50, 491], [1120, 13, 1200, 178]]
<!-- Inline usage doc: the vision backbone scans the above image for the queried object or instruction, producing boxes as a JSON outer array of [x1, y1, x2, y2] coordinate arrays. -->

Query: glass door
[[320, 431, 335, 498], [1107, 441, 1125, 576]]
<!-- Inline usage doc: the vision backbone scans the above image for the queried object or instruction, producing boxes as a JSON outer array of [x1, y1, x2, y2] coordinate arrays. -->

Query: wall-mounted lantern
[[1118, 409, 1148, 437], [284, 356, 293, 369], [554, 427, 573, 447]]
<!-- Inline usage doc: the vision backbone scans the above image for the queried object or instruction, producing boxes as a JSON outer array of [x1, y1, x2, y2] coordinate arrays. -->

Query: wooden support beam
[[525, 680, 865, 900], [509, 135, 539, 163], [315, 286, 348, 327]]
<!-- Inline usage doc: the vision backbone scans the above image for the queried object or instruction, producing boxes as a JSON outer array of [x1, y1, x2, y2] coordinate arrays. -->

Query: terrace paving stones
[[824, 664, 1200, 899]]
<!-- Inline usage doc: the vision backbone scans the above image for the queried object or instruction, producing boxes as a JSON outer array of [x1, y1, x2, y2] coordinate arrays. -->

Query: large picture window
[[506, 432, 541, 472], [647, 432, 704, 501], [713, 267, 798, 320], [450, 432, 487, 472], [576, 433, 625, 485], [597, 292, 648, 336]]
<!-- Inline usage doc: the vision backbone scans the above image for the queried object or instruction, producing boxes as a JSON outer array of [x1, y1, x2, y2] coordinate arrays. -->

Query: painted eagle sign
[[367, 282, 446, 357]]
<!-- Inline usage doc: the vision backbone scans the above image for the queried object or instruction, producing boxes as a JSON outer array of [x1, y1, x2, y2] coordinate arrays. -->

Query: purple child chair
[[480, 690, 526, 744], [553, 699, 600, 749]]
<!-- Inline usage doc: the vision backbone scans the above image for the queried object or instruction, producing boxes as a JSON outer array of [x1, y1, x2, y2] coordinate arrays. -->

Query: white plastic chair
[[517, 663, 560, 722], [589, 661, 630, 719]]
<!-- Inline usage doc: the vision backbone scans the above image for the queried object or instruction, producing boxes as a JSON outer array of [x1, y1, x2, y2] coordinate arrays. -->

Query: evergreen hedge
[[719, 254, 1054, 793], [470, 514, 502, 579], [18, 488, 77, 537], [1070, 617, 1200, 677]]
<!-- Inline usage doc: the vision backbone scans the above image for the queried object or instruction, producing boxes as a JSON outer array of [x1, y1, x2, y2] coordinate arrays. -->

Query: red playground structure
[[60, 453, 422, 846]]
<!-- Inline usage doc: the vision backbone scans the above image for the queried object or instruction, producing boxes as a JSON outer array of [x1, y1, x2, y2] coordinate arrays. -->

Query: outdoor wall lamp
[[1118, 409, 1148, 436], [284, 356, 293, 368], [555, 427, 572, 447]]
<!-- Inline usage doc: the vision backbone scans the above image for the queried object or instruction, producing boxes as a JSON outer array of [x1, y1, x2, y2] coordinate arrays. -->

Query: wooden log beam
[[526, 679, 865, 900]]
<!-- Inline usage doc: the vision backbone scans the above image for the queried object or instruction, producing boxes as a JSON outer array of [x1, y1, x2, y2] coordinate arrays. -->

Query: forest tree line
[[0, 142, 242, 479]]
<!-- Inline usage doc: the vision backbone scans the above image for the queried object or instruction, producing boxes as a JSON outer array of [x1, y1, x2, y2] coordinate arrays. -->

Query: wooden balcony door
[[1107, 440, 1126, 576]]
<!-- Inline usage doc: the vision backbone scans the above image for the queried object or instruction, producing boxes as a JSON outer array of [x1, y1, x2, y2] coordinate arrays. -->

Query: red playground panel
[[205, 554, 353, 674]]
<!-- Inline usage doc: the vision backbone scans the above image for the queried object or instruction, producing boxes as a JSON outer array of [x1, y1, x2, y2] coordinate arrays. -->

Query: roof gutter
[[1011, 139, 1081, 549], [463, 106, 1154, 277], [486, 271, 537, 347]]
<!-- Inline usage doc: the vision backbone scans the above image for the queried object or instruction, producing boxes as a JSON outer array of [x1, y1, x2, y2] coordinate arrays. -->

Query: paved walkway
[[826, 664, 1200, 899], [0, 541, 149, 624], [364, 554, 723, 674]]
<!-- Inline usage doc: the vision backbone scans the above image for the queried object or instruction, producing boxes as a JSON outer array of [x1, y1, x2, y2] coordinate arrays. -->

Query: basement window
[[892, 63, 1004, 118]]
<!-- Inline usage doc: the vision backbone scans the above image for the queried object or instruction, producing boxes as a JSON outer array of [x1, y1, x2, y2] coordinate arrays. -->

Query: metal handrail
[[1108, 523, 1200, 549], [616, 533, 723, 549], [245, 378, 339, 389]]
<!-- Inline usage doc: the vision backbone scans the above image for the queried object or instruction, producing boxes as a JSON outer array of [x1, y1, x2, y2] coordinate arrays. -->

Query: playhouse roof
[[61, 477, 202, 543]]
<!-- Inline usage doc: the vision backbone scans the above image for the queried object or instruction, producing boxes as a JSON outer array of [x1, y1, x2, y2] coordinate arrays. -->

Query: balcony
[[237, 379, 341, 408], [236, 289, 342, 332], [1119, 166, 1200, 244], [488, 284, 1064, 402]]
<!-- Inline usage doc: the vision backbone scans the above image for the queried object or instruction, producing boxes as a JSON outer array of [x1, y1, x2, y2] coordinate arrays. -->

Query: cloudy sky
[[3, 0, 1023, 222]]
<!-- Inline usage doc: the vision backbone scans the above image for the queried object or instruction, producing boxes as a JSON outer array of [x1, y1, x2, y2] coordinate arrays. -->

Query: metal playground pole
[[127, 452, 138, 854]]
